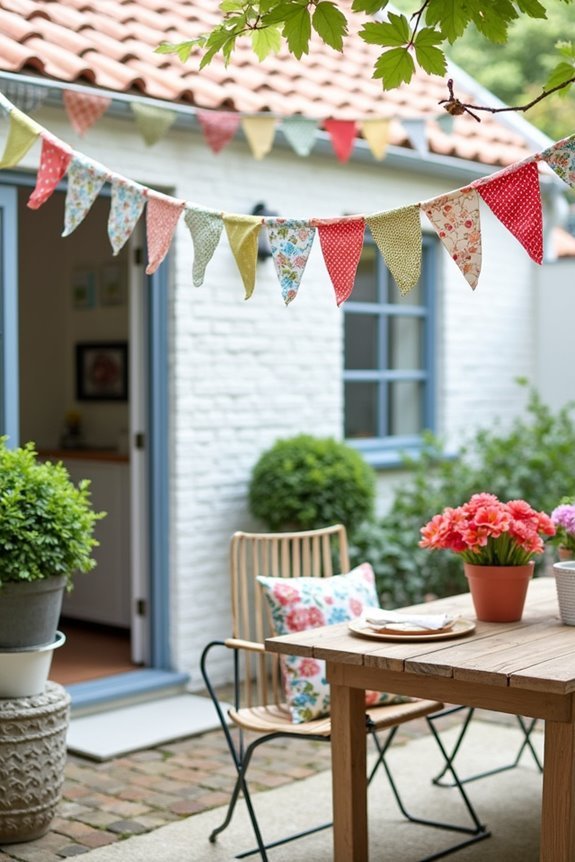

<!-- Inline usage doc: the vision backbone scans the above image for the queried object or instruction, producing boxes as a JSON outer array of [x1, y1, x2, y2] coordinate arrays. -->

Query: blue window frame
[[343, 233, 437, 467]]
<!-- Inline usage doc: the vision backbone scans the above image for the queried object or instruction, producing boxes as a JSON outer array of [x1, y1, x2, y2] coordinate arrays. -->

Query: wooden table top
[[265, 577, 575, 697]]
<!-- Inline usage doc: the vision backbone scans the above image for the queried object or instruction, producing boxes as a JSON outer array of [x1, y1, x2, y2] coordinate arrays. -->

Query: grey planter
[[0, 576, 66, 649]]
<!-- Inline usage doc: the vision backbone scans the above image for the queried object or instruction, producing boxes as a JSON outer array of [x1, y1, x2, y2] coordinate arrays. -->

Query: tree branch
[[440, 75, 575, 122]]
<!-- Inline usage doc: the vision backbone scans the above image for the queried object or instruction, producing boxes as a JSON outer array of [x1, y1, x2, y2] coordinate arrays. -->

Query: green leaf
[[155, 40, 200, 62], [312, 2, 348, 51], [199, 26, 239, 68], [251, 25, 282, 59], [360, 13, 410, 48], [515, 0, 548, 18], [557, 40, 575, 60], [283, 5, 312, 57], [414, 29, 447, 75], [472, 5, 514, 43], [351, 0, 389, 13], [373, 46, 415, 89], [219, 0, 246, 11], [425, 0, 472, 43], [546, 60, 575, 90]]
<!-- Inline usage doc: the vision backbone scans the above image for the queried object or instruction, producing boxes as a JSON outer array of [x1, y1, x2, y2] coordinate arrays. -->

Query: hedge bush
[[349, 384, 575, 607], [249, 434, 375, 536]]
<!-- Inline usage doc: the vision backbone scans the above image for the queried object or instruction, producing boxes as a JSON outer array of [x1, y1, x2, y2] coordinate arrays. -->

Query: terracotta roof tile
[[0, 0, 547, 166]]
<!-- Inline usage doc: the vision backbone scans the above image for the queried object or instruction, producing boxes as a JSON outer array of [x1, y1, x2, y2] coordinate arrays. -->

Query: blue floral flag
[[265, 218, 316, 304], [541, 134, 575, 187], [108, 177, 146, 255], [183, 207, 224, 287], [62, 154, 108, 237]]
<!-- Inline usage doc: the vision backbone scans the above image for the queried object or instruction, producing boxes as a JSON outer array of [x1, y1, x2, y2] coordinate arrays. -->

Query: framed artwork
[[75, 342, 128, 402], [71, 268, 97, 310], [100, 264, 125, 306]]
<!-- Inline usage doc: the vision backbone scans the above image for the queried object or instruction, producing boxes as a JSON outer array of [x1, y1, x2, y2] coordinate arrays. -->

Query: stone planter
[[0, 576, 66, 649], [0, 682, 70, 843]]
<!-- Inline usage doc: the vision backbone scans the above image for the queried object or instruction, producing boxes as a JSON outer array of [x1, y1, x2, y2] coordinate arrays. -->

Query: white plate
[[348, 618, 476, 642]]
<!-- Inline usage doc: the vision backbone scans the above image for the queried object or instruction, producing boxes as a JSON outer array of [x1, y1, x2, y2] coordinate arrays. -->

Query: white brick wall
[[19, 106, 553, 687]]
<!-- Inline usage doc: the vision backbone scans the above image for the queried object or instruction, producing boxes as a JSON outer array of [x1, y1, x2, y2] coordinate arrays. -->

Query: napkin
[[364, 609, 454, 631]]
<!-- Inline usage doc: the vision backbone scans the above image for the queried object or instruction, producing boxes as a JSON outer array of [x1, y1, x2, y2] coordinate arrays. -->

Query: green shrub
[[249, 434, 375, 536], [0, 438, 105, 587], [350, 384, 575, 606]]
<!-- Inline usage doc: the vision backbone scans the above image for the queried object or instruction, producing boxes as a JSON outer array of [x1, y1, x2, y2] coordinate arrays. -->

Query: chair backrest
[[229, 524, 349, 709]]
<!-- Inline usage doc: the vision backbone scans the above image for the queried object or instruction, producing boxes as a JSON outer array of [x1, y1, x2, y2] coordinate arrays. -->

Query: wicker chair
[[200, 524, 490, 861]]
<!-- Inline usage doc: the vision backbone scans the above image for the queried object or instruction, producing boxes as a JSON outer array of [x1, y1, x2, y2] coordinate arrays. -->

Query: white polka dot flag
[[27, 135, 72, 210], [223, 213, 263, 300], [145, 192, 185, 275], [473, 161, 543, 265], [197, 110, 241, 154], [314, 217, 366, 305]]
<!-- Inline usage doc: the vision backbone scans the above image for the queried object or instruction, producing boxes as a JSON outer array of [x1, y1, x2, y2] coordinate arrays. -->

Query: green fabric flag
[[223, 214, 262, 299], [184, 207, 224, 287], [0, 110, 41, 169], [366, 206, 422, 295], [130, 102, 177, 146]]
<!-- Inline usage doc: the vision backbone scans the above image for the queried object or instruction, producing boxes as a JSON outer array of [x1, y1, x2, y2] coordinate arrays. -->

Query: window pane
[[388, 280, 422, 306], [345, 314, 378, 370], [388, 316, 423, 369], [352, 245, 378, 303], [388, 381, 423, 436], [344, 381, 378, 438]]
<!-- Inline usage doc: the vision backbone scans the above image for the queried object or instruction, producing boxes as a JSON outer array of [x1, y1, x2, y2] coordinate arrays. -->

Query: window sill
[[348, 439, 457, 470]]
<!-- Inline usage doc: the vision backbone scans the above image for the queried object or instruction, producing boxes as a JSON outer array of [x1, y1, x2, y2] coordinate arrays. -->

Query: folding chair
[[200, 524, 490, 861]]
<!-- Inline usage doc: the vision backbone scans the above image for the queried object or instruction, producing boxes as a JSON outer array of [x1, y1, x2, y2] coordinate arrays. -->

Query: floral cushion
[[257, 563, 411, 724]]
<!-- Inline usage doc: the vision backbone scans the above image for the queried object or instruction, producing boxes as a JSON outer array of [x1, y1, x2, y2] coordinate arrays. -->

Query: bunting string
[[0, 89, 571, 307]]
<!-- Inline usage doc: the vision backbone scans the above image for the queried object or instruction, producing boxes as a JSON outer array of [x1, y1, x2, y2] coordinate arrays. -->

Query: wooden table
[[266, 578, 575, 862]]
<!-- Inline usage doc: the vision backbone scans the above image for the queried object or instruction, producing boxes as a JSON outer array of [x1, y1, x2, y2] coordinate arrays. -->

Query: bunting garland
[[63, 91, 111, 136], [0, 92, 571, 307]]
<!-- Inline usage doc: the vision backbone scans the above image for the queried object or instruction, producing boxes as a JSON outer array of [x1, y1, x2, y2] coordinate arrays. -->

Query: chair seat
[[229, 698, 444, 737]]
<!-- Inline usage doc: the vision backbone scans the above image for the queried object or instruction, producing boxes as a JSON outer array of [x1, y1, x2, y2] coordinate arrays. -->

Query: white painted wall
[[534, 259, 575, 410], [8, 106, 558, 687]]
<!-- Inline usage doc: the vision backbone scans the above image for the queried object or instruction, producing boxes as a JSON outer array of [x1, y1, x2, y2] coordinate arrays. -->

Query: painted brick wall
[[21, 108, 549, 686]]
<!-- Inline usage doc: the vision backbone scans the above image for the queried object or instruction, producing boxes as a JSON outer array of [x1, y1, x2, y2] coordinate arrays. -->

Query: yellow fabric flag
[[223, 214, 262, 299], [240, 116, 277, 160], [0, 110, 41, 169], [360, 119, 391, 161], [366, 206, 422, 295]]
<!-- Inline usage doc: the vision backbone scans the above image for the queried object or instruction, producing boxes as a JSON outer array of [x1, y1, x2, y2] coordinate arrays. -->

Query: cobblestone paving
[[0, 707, 532, 861]]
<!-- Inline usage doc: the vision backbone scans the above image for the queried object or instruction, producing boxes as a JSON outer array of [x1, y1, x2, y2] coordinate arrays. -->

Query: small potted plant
[[419, 493, 555, 621], [550, 498, 575, 561], [0, 437, 104, 652]]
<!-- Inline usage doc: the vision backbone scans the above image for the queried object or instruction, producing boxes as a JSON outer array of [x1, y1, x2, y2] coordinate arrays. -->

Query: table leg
[[541, 720, 575, 861], [330, 677, 368, 862]]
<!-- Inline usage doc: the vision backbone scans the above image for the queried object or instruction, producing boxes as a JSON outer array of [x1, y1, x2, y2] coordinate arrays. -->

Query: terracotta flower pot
[[463, 562, 534, 622], [558, 547, 575, 562]]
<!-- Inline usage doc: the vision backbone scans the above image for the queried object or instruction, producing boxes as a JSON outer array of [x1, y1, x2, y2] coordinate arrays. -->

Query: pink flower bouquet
[[419, 493, 555, 566]]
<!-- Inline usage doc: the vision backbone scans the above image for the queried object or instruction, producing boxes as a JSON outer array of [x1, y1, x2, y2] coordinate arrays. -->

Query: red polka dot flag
[[474, 161, 543, 265], [315, 217, 366, 305], [27, 136, 72, 210]]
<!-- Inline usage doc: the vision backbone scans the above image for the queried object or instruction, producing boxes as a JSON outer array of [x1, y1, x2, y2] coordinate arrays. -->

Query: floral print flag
[[108, 177, 146, 255], [473, 161, 543, 264], [422, 187, 482, 289], [183, 207, 224, 287], [264, 218, 316, 305], [62, 154, 108, 237], [27, 135, 72, 210], [541, 134, 575, 188], [314, 217, 365, 305]]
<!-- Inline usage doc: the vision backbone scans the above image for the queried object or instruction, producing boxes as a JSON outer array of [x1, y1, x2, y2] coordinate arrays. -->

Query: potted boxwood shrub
[[0, 437, 104, 650]]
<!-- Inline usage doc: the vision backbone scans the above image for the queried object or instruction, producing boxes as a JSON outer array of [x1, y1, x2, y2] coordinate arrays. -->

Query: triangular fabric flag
[[145, 192, 185, 274], [27, 135, 72, 210], [4, 82, 47, 114], [403, 118, 428, 157], [108, 177, 146, 255], [130, 102, 177, 146], [197, 110, 241, 154], [314, 217, 365, 306], [223, 214, 262, 299], [541, 135, 575, 188], [63, 154, 108, 237], [183, 207, 224, 287], [422, 187, 482, 290], [473, 161, 543, 264], [323, 119, 357, 164], [63, 90, 111, 135], [240, 116, 277, 160], [280, 116, 319, 156], [360, 119, 391, 161], [0, 110, 41, 169], [366, 206, 422, 295], [436, 113, 455, 135], [265, 218, 316, 305]]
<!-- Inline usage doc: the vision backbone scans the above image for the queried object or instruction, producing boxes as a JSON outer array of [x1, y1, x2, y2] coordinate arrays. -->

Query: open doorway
[[17, 186, 147, 684]]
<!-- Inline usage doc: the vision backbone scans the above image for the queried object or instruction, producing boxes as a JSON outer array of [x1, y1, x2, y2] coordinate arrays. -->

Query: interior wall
[[535, 258, 575, 410], [18, 188, 129, 450]]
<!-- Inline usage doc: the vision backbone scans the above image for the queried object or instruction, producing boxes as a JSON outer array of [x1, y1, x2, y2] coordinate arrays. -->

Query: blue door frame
[[0, 185, 19, 444]]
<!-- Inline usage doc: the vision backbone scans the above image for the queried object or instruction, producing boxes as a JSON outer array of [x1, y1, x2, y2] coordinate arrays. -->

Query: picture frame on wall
[[100, 264, 125, 307], [76, 342, 129, 402], [72, 268, 97, 310]]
